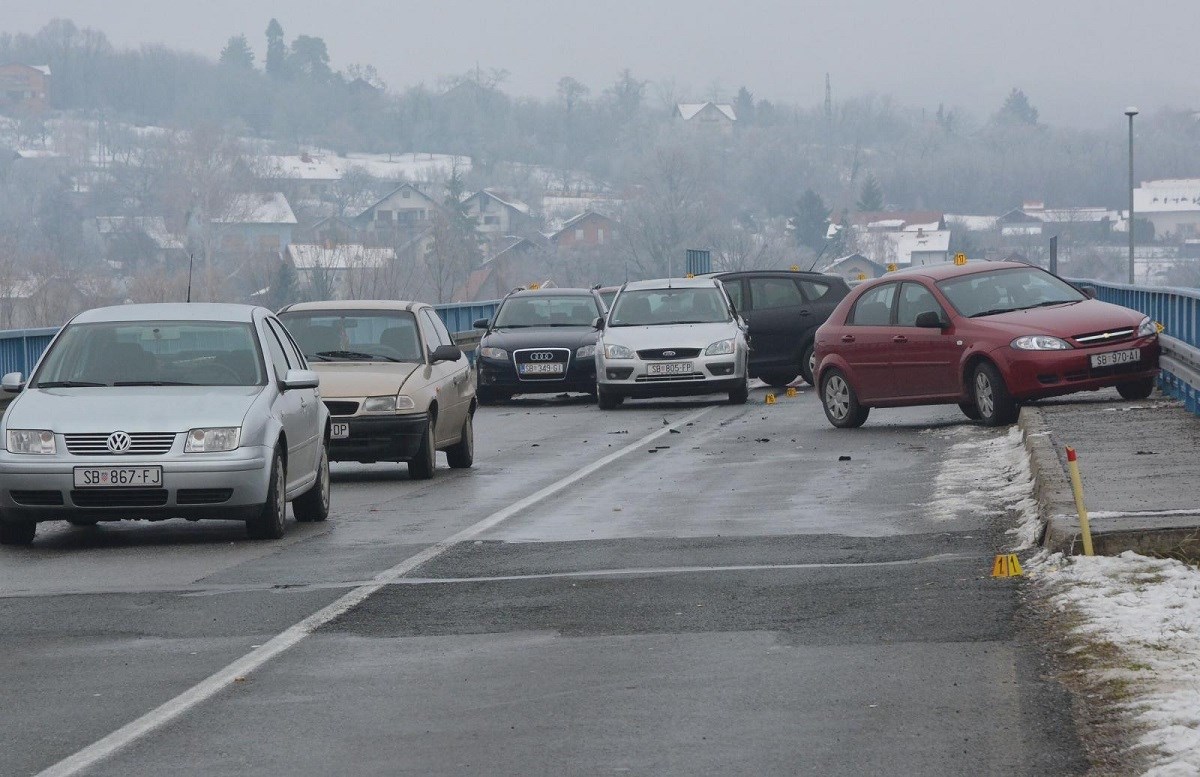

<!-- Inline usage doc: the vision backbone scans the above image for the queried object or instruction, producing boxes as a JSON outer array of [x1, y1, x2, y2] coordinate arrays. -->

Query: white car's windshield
[[280, 311, 423, 362], [493, 295, 600, 328], [609, 287, 731, 327], [32, 321, 264, 387], [937, 267, 1085, 318]]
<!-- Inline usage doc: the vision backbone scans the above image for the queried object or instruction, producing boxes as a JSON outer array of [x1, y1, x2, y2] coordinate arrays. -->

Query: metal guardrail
[[1069, 278, 1200, 414], [0, 302, 502, 378]]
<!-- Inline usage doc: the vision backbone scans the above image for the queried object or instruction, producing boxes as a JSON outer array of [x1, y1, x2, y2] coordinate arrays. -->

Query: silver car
[[594, 277, 750, 408], [0, 303, 330, 545]]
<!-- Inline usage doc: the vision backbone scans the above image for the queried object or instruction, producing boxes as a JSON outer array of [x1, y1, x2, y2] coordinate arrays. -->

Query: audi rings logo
[[106, 431, 132, 454], [662, 350, 676, 357], [529, 351, 556, 361]]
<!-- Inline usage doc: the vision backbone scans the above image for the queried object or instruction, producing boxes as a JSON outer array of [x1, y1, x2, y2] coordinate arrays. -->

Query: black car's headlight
[[576, 344, 596, 359], [480, 347, 508, 360]]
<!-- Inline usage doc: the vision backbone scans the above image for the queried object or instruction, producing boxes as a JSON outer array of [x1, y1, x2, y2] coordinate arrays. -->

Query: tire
[[958, 401, 982, 421], [972, 361, 1018, 426], [728, 378, 749, 405], [821, 368, 870, 428], [247, 449, 287, 540], [1117, 378, 1154, 400], [800, 343, 817, 386], [0, 520, 36, 546], [407, 413, 436, 480], [477, 387, 501, 406], [597, 387, 623, 410], [761, 371, 798, 388], [446, 412, 474, 469], [293, 444, 330, 523]]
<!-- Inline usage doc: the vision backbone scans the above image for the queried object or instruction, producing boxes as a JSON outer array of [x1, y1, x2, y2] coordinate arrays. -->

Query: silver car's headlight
[[1011, 335, 1071, 351], [704, 338, 735, 356], [1137, 317, 1157, 337], [6, 429, 56, 455], [479, 347, 508, 360], [184, 427, 241, 453], [576, 344, 596, 359], [604, 343, 634, 359]]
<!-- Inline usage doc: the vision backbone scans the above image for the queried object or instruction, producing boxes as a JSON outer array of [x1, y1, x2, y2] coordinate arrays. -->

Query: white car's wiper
[[113, 380, 199, 386], [36, 380, 106, 388]]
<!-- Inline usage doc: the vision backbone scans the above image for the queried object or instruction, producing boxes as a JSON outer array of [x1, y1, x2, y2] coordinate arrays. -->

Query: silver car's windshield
[[32, 321, 265, 388], [280, 311, 422, 362], [937, 268, 1084, 318], [609, 287, 731, 327], [493, 296, 600, 328]]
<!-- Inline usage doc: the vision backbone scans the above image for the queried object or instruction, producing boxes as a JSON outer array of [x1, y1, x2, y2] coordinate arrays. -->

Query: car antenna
[[186, 253, 194, 302]]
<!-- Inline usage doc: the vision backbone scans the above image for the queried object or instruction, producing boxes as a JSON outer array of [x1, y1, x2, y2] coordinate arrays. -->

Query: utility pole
[[1125, 107, 1139, 284]]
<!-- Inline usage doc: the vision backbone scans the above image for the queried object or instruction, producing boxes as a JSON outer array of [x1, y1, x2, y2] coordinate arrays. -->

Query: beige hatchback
[[277, 301, 475, 479]]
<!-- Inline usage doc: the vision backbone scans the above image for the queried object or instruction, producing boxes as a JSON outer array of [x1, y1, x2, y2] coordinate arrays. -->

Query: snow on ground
[[1028, 551, 1200, 775]]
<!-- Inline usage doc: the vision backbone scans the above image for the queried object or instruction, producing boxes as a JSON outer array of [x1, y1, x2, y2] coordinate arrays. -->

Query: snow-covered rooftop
[[95, 216, 184, 250], [259, 152, 470, 182], [287, 244, 395, 270], [1134, 179, 1200, 213], [215, 193, 297, 225], [946, 214, 999, 231], [676, 102, 737, 121]]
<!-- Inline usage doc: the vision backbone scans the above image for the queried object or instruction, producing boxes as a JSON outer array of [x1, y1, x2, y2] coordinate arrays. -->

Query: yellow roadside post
[[1064, 446, 1095, 556]]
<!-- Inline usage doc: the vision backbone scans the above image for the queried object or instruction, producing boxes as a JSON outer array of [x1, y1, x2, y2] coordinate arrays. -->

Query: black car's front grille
[[513, 348, 571, 381], [324, 400, 360, 416], [636, 348, 701, 360], [10, 490, 64, 506], [70, 489, 168, 508], [64, 432, 176, 456], [177, 488, 233, 505], [1072, 328, 1135, 346]]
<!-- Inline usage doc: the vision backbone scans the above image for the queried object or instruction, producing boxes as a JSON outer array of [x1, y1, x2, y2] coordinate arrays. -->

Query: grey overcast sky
[[5, 0, 1199, 127]]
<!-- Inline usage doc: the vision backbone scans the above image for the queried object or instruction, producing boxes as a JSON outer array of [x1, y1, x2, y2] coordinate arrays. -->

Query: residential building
[[286, 243, 398, 299], [1133, 179, 1200, 240], [0, 64, 50, 113], [210, 192, 297, 256], [824, 253, 887, 280], [549, 211, 618, 249], [675, 102, 737, 136], [352, 183, 443, 236], [462, 190, 531, 238], [87, 216, 186, 271]]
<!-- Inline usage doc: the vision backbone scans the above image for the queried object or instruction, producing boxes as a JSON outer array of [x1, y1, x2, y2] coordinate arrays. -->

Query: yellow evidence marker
[[765, 393, 776, 405], [991, 554, 1023, 578], [786, 387, 798, 397]]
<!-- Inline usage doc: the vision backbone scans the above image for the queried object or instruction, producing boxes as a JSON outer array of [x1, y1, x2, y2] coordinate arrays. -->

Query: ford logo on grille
[[662, 350, 676, 357], [106, 431, 132, 454], [529, 352, 555, 361]]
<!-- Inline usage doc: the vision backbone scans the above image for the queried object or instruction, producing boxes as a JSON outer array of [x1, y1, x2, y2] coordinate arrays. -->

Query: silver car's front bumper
[[0, 446, 272, 523], [596, 351, 747, 398]]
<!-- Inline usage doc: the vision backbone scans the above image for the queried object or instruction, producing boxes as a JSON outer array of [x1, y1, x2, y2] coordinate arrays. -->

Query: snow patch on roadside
[[925, 426, 1040, 546], [1030, 551, 1200, 774]]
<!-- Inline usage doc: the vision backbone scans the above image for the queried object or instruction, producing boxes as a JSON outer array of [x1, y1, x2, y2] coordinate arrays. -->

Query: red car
[[814, 262, 1161, 427]]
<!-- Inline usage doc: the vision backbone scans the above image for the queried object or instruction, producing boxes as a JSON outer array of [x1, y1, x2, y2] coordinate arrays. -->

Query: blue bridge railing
[[1070, 279, 1200, 415], [0, 302, 501, 378]]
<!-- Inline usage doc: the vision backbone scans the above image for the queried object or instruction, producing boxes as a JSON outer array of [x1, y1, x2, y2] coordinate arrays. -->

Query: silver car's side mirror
[[2, 372, 24, 393], [281, 369, 319, 391]]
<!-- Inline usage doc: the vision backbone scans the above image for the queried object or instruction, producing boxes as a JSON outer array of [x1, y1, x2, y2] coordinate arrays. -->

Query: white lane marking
[[36, 406, 714, 777]]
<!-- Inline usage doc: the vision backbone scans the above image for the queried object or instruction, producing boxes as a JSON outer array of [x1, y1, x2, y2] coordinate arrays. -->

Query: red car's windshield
[[936, 267, 1084, 318]]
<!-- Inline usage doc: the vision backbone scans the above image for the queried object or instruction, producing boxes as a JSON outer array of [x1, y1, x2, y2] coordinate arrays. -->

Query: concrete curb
[[1019, 403, 1200, 558]]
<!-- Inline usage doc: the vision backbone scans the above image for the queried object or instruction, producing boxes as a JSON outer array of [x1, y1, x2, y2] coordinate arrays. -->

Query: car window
[[937, 267, 1084, 318], [279, 310, 423, 362], [896, 283, 946, 327], [799, 280, 833, 301], [263, 324, 292, 383], [418, 309, 442, 355], [749, 277, 804, 310], [493, 295, 600, 327], [848, 284, 897, 326], [609, 287, 732, 326], [426, 310, 454, 346], [267, 318, 306, 369], [31, 321, 266, 387], [722, 279, 745, 312]]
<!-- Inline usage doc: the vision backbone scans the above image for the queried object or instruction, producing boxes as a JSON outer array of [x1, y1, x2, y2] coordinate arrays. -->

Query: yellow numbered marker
[[886, 263, 898, 272], [855, 272, 867, 281], [790, 265, 800, 272], [1156, 321, 1165, 334], [954, 252, 967, 266], [786, 387, 798, 397], [991, 554, 1023, 578], [529, 282, 541, 290], [765, 393, 776, 405]]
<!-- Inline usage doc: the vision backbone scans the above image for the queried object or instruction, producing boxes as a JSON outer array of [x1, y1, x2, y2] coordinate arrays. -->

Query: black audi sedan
[[473, 287, 606, 403]]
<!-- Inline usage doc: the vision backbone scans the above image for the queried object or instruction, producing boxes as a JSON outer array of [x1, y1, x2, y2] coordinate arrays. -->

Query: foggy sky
[[6, 0, 1199, 127]]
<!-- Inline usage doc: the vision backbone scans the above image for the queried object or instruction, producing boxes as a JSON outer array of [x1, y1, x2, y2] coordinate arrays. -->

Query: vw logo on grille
[[106, 431, 132, 454], [529, 351, 555, 361], [662, 350, 676, 357]]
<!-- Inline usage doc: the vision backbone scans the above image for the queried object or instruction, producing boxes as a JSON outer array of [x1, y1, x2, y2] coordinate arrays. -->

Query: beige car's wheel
[[407, 413, 436, 480]]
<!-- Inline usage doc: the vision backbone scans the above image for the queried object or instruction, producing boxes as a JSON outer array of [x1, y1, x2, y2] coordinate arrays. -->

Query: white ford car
[[594, 277, 749, 409]]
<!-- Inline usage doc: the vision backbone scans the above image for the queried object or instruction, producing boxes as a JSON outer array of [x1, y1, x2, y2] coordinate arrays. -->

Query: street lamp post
[[1126, 107, 1139, 285]]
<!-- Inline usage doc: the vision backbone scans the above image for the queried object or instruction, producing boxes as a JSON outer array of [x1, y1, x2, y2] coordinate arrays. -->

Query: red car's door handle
[[892, 335, 908, 344], [841, 335, 855, 343]]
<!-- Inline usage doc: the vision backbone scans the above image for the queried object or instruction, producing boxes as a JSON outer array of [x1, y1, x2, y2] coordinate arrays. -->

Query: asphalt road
[[0, 385, 1085, 776]]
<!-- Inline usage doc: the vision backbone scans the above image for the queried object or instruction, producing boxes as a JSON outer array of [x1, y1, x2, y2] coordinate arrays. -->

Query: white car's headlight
[[6, 429, 56, 455], [184, 427, 241, 453], [704, 338, 735, 356], [604, 343, 634, 359], [1137, 317, 1157, 337], [1011, 335, 1071, 351], [576, 344, 596, 359], [479, 347, 508, 360]]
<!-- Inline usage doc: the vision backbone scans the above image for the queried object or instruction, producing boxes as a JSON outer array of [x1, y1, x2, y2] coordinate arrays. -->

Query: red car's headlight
[[1011, 335, 1071, 351]]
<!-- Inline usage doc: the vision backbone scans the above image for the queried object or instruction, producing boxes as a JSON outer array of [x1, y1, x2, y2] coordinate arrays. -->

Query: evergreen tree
[[290, 35, 333, 83], [791, 190, 831, 253], [219, 34, 255, 69], [996, 88, 1039, 126], [734, 86, 755, 124], [856, 174, 884, 211], [265, 19, 287, 79]]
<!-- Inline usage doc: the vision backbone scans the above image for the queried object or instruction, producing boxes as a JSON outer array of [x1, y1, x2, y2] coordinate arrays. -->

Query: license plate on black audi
[[519, 363, 564, 375], [647, 362, 693, 376], [74, 466, 162, 488], [1090, 348, 1140, 368]]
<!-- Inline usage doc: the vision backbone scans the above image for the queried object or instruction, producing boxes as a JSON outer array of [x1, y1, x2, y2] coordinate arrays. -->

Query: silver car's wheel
[[293, 444, 330, 522], [247, 451, 287, 539]]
